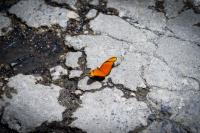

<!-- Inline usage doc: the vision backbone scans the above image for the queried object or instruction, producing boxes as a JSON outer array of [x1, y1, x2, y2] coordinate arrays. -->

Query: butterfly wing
[[89, 68, 106, 78], [99, 57, 117, 76]]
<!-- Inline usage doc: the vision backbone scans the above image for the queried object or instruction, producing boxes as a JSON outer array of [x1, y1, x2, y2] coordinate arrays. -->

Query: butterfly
[[89, 57, 117, 78]]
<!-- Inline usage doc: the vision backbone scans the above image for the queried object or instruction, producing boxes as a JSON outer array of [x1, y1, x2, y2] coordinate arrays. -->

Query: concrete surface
[[71, 87, 151, 133], [1, 74, 65, 133], [9, 0, 70, 28], [0, 13, 12, 36], [50, 65, 68, 80], [65, 51, 82, 68], [0, 0, 200, 133]]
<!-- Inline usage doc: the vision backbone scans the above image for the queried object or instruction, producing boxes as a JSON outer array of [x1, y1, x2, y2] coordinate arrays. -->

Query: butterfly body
[[89, 57, 117, 78]]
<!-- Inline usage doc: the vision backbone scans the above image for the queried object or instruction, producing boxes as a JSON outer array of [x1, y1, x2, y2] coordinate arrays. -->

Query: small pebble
[[74, 90, 83, 95]]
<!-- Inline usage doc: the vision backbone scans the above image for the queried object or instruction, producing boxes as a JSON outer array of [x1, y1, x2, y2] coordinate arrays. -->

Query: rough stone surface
[[65, 34, 156, 69], [65, 34, 129, 69], [1, 74, 65, 133], [2, 0, 200, 132], [188, 0, 200, 12], [144, 57, 178, 89], [167, 10, 200, 42], [69, 70, 82, 78], [86, 9, 97, 19], [164, 0, 185, 18], [78, 77, 102, 91], [67, 11, 79, 20], [110, 52, 149, 91], [141, 120, 188, 133], [71, 87, 151, 133], [107, 0, 166, 32], [0, 13, 12, 36], [74, 90, 83, 95], [65, 33, 156, 91], [50, 65, 68, 80], [90, 13, 157, 43], [9, 0, 70, 28], [65, 51, 82, 68], [156, 36, 200, 81], [144, 57, 199, 91], [147, 88, 200, 133]]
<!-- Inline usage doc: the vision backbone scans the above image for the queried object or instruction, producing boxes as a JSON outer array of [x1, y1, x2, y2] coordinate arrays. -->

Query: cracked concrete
[[50, 65, 68, 80], [107, 0, 167, 32], [9, 0, 71, 28], [164, 0, 185, 18], [90, 13, 157, 43], [0, 0, 200, 132], [69, 70, 82, 78], [156, 36, 200, 81], [71, 87, 151, 133], [167, 10, 200, 43], [78, 77, 102, 91], [147, 88, 200, 133], [1, 74, 65, 133], [65, 51, 82, 68], [0, 13, 12, 36]]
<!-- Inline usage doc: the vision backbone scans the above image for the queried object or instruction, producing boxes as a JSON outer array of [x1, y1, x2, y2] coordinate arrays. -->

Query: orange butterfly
[[89, 57, 117, 78]]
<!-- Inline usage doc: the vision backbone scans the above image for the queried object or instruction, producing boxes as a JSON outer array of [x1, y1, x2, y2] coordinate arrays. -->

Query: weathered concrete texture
[[147, 88, 200, 133], [144, 36, 200, 93], [65, 51, 82, 68], [144, 58, 179, 90], [50, 65, 68, 80], [65, 34, 129, 69], [65, 33, 156, 91], [110, 52, 149, 91], [107, 0, 166, 32], [188, 0, 200, 12], [144, 58, 199, 91], [0, 13, 12, 36], [69, 70, 82, 78], [78, 77, 102, 91], [89, 0, 99, 5], [164, 0, 185, 18], [71, 87, 151, 133], [9, 0, 70, 28], [86, 9, 97, 19], [90, 13, 157, 43], [65, 34, 156, 69], [1, 0, 200, 132], [144, 58, 199, 90], [156, 36, 200, 81], [141, 120, 188, 133], [1, 74, 65, 133], [167, 10, 200, 42], [66, 11, 79, 20], [51, 0, 77, 7]]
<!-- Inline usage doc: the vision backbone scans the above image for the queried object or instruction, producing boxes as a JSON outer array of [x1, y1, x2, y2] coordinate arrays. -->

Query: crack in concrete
[[45, 0, 76, 11], [168, 34, 200, 46], [121, 17, 164, 37], [181, 75, 200, 92], [1, 1, 200, 132], [152, 52, 168, 65], [106, 34, 133, 44]]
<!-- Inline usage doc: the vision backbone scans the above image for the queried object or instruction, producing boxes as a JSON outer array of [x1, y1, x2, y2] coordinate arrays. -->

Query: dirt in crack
[[134, 87, 150, 101], [0, 17, 68, 78]]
